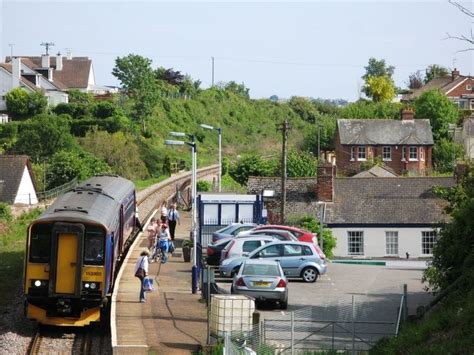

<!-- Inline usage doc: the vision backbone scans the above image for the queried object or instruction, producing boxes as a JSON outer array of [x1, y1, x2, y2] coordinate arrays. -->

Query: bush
[[229, 154, 277, 185], [0, 203, 12, 222], [197, 180, 211, 192], [6, 87, 30, 116], [297, 215, 337, 259]]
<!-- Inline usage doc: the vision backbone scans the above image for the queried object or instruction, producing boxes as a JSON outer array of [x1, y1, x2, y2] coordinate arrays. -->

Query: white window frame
[[420, 147, 425, 161], [358, 146, 366, 161], [458, 99, 468, 109], [409, 146, 418, 161], [382, 146, 392, 161], [467, 84, 472, 91], [470, 100, 474, 110], [401, 146, 406, 161], [385, 231, 399, 256], [350, 146, 355, 161], [348, 231, 364, 255], [421, 231, 437, 255]]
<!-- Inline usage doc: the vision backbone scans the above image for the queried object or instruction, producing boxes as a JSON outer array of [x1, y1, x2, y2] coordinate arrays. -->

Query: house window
[[470, 100, 474, 110], [402, 146, 406, 161], [348, 231, 364, 255], [385, 231, 398, 256], [358, 146, 366, 161], [409, 146, 418, 161], [420, 147, 425, 161], [350, 146, 355, 161], [467, 84, 472, 91], [458, 100, 468, 109], [383, 146, 391, 161], [422, 231, 437, 255]]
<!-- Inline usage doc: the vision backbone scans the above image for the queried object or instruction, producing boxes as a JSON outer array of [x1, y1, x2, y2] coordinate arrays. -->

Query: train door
[[50, 223, 84, 297]]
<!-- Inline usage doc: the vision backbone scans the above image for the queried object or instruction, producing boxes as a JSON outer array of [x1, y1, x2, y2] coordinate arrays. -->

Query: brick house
[[248, 162, 455, 258], [403, 69, 474, 111], [335, 110, 434, 176]]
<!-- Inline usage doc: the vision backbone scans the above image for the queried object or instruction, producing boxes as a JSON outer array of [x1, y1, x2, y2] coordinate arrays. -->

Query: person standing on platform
[[134, 250, 149, 303], [160, 201, 168, 224], [147, 218, 158, 251], [167, 203, 180, 240], [158, 224, 171, 263]]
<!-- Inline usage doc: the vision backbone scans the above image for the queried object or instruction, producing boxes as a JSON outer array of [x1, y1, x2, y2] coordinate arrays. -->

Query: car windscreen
[[243, 264, 280, 276]]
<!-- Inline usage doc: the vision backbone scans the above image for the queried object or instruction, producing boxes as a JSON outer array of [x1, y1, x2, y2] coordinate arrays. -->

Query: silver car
[[220, 241, 327, 282], [211, 223, 257, 242], [220, 235, 278, 263], [231, 259, 289, 309]]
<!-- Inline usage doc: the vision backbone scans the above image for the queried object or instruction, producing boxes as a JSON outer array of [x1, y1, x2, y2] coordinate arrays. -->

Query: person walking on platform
[[160, 201, 168, 224], [167, 203, 180, 240], [134, 250, 149, 303], [146, 218, 158, 251], [158, 224, 171, 263]]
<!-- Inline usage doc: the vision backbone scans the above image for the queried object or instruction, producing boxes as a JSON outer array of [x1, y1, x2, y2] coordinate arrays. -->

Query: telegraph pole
[[280, 119, 289, 224], [211, 57, 215, 87]]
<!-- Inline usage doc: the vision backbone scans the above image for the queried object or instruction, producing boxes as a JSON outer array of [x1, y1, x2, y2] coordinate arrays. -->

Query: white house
[[0, 155, 38, 205]]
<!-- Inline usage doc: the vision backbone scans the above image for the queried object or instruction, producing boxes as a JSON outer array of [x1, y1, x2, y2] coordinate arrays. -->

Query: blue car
[[220, 241, 327, 282]]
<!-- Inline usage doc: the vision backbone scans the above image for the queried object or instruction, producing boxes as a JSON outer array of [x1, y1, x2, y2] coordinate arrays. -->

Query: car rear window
[[243, 264, 280, 276], [242, 240, 262, 252]]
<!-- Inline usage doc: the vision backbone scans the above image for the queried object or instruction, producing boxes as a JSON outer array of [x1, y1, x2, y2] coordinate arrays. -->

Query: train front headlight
[[90, 283, 97, 290], [32, 280, 48, 288], [34, 280, 41, 287]]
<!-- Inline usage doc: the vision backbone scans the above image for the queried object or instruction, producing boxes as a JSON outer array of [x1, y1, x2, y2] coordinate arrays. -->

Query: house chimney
[[317, 162, 335, 202], [452, 68, 460, 80], [401, 108, 414, 121], [56, 52, 63, 71], [11, 57, 21, 88], [41, 54, 50, 68]]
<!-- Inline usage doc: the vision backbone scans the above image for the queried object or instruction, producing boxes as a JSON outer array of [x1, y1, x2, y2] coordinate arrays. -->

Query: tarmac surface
[[112, 211, 207, 354]]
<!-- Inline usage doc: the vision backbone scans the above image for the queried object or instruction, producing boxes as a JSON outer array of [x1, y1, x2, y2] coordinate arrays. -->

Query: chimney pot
[[41, 54, 50, 68], [56, 53, 63, 71], [401, 108, 414, 121]]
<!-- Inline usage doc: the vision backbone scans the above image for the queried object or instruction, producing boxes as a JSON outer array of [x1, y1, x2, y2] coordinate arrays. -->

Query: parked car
[[207, 233, 277, 266], [253, 225, 326, 260], [220, 241, 327, 282], [220, 235, 278, 263], [238, 229, 297, 241], [211, 223, 257, 243], [231, 259, 288, 309]]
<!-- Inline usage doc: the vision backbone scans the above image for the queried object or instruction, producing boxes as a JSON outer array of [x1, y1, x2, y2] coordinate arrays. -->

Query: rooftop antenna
[[8, 43, 15, 58], [452, 57, 457, 69], [40, 42, 55, 55]]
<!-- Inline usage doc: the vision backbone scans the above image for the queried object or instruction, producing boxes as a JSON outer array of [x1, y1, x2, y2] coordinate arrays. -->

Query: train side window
[[84, 226, 105, 265], [30, 224, 52, 263]]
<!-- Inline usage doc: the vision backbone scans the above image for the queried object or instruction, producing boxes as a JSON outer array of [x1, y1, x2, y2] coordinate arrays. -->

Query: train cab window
[[84, 226, 105, 265], [30, 224, 52, 263]]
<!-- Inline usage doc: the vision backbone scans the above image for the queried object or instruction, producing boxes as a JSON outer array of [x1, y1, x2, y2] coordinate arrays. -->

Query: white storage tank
[[210, 294, 255, 337]]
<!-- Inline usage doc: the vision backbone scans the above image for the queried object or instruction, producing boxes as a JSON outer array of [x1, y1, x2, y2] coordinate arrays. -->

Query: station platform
[[112, 211, 207, 354]]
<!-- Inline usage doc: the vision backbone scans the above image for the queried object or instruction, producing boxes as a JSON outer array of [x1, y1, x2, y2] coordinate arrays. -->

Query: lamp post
[[166, 132, 199, 294], [200, 123, 222, 192]]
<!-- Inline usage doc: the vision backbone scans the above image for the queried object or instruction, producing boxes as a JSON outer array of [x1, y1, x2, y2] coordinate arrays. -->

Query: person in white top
[[160, 201, 168, 224], [167, 203, 180, 240], [134, 250, 149, 303], [146, 218, 158, 251]]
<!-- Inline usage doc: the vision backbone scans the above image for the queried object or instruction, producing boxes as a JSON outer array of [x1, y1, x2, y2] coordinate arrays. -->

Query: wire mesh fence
[[219, 293, 405, 354]]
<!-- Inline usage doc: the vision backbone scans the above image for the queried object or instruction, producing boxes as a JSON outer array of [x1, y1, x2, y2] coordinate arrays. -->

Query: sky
[[1, 0, 473, 102]]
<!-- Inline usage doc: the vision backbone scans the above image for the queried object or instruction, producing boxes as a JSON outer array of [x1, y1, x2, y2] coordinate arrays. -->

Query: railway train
[[24, 175, 138, 326]]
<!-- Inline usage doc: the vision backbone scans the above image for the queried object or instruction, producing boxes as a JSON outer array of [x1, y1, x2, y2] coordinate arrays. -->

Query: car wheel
[[301, 267, 319, 283], [280, 300, 288, 310]]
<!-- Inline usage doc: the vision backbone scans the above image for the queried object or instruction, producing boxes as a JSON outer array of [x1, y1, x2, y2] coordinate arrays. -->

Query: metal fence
[[221, 294, 405, 354], [37, 178, 78, 201]]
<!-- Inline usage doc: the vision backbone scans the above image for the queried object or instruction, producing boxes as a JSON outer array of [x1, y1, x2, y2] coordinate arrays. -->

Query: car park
[[231, 259, 288, 309], [220, 241, 327, 282], [220, 235, 277, 263], [211, 223, 257, 242]]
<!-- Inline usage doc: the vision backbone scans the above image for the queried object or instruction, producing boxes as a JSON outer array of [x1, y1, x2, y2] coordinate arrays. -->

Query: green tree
[[340, 100, 402, 119], [28, 91, 48, 115], [229, 154, 277, 185], [112, 54, 158, 129], [46, 149, 111, 189], [218, 81, 250, 98], [433, 139, 465, 173], [366, 76, 396, 102], [67, 89, 94, 105], [407, 71, 424, 89], [92, 101, 118, 119], [424, 64, 449, 84], [12, 114, 75, 161], [362, 58, 395, 99], [424, 174, 474, 292], [285, 150, 317, 177], [288, 97, 318, 123], [413, 89, 459, 141], [5, 87, 30, 116]]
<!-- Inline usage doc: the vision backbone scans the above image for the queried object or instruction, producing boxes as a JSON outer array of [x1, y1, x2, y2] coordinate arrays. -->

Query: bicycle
[[150, 243, 164, 263]]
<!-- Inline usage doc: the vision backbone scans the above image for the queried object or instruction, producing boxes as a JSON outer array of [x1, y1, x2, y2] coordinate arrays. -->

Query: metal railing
[[37, 178, 78, 202]]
